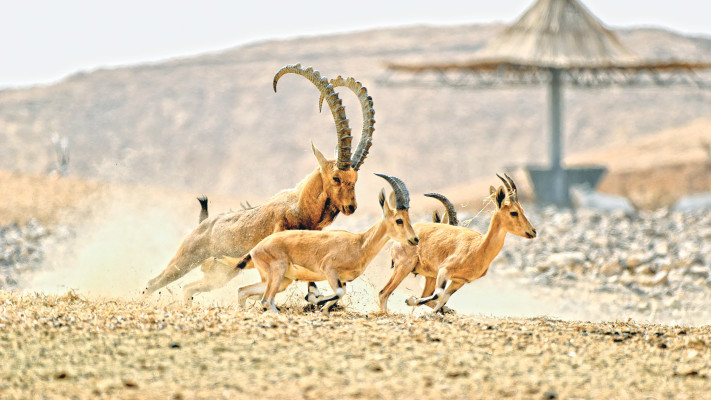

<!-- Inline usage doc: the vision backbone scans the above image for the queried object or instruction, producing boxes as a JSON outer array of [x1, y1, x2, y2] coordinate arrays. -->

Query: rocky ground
[[3, 205, 711, 325], [1, 291, 711, 400], [2, 187, 711, 398], [486, 206, 711, 326], [0, 219, 49, 289]]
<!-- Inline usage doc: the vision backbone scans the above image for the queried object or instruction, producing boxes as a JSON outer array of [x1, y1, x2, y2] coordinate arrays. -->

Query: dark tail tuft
[[197, 196, 209, 223], [235, 253, 252, 270]]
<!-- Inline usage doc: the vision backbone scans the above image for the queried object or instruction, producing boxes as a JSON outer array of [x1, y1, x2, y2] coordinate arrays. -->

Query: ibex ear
[[311, 142, 328, 169], [378, 189, 390, 214], [432, 210, 441, 223], [495, 186, 507, 209], [489, 186, 496, 196], [441, 211, 450, 225], [388, 191, 397, 209]]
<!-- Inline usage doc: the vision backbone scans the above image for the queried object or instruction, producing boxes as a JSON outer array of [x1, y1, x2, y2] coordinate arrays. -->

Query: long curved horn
[[504, 173, 518, 201], [374, 173, 410, 210], [319, 76, 375, 171], [273, 64, 353, 170], [424, 193, 458, 226]]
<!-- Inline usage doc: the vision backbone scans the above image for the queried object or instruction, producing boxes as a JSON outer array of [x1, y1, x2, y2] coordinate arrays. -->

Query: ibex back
[[142, 64, 376, 303]]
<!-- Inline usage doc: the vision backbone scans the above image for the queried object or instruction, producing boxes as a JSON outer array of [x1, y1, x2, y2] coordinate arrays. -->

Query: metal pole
[[549, 68, 567, 205]]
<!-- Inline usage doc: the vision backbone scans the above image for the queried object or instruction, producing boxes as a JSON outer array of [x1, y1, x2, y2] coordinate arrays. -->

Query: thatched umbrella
[[382, 0, 711, 205]]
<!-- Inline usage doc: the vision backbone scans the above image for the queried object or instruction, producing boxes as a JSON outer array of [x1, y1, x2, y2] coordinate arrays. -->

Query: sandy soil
[[1, 291, 710, 400], [2, 164, 711, 398]]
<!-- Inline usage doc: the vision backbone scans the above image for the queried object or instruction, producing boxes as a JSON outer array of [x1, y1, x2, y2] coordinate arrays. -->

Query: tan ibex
[[142, 64, 375, 303], [378, 174, 536, 314], [235, 174, 418, 313]]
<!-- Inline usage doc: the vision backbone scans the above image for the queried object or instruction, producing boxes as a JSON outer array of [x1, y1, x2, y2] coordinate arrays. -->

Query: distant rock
[[673, 193, 711, 212], [570, 185, 636, 215]]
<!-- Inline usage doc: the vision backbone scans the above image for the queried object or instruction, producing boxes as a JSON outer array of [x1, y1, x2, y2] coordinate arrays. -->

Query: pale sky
[[1, 0, 710, 89]]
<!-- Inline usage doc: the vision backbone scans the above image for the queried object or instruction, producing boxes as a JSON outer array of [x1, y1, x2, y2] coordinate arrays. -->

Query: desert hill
[[1, 24, 710, 205]]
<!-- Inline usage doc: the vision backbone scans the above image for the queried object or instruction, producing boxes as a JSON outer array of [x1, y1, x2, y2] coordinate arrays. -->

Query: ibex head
[[274, 65, 375, 216], [375, 173, 419, 246], [312, 143, 358, 215], [490, 173, 537, 239]]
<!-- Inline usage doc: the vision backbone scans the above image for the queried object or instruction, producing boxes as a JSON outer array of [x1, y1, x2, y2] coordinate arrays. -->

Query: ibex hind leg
[[261, 277, 293, 313], [143, 258, 202, 297], [238, 282, 267, 308], [378, 258, 417, 313], [182, 258, 243, 304]]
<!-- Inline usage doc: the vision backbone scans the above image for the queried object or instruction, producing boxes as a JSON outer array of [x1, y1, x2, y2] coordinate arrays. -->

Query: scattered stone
[[638, 271, 669, 287], [689, 265, 709, 278], [599, 261, 622, 277], [0, 219, 52, 290]]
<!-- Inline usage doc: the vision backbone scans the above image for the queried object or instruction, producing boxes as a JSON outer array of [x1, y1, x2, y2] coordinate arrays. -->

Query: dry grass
[[1, 291, 709, 399]]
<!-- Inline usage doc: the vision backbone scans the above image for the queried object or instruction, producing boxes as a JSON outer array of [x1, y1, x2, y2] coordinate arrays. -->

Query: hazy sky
[[1, 0, 710, 88]]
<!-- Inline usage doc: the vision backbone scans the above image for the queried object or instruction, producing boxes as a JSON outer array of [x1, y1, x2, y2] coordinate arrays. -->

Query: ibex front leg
[[406, 269, 464, 314], [316, 270, 346, 314], [304, 282, 325, 305]]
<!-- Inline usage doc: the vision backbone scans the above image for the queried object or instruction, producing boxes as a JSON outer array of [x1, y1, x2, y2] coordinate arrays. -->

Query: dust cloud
[[13, 180, 623, 322], [19, 182, 566, 320], [27, 186, 196, 298]]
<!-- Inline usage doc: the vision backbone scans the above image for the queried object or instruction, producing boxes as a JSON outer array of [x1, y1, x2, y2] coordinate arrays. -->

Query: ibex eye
[[333, 177, 341, 184], [396, 219, 404, 225], [510, 211, 519, 217]]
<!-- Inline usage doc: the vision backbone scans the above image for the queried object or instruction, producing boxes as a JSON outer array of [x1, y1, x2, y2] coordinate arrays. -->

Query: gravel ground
[[1, 291, 710, 400], [2, 204, 711, 398]]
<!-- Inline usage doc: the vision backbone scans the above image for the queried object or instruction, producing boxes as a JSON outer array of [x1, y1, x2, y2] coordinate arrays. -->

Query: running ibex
[[143, 64, 375, 303], [379, 174, 536, 313], [236, 174, 418, 313]]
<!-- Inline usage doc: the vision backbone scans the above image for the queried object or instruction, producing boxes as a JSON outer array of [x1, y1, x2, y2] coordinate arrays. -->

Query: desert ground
[[2, 161, 711, 399], [2, 291, 711, 400]]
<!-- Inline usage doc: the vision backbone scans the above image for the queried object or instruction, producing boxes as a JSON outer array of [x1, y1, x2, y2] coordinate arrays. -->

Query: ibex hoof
[[405, 296, 418, 306]]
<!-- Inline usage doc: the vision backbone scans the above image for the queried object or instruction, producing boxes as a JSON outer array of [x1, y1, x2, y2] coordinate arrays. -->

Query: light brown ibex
[[142, 64, 375, 303], [378, 174, 536, 314], [235, 174, 418, 313]]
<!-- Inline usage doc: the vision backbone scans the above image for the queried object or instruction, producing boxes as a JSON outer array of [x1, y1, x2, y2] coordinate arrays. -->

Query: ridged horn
[[273, 64, 353, 170], [319, 76, 375, 171], [496, 173, 513, 198], [424, 193, 458, 226], [504, 173, 518, 201], [374, 173, 410, 210]]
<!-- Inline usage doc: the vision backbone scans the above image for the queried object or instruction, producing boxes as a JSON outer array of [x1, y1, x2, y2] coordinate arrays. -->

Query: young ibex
[[378, 174, 536, 314], [143, 64, 376, 303], [236, 174, 418, 313]]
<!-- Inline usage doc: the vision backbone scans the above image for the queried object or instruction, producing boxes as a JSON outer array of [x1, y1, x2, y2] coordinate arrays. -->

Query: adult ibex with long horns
[[142, 64, 375, 303]]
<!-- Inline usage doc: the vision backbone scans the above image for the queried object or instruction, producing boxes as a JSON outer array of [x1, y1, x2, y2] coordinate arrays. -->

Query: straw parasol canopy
[[474, 0, 636, 68], [384, 0, 711, 84], [381, 0, 711, 205]]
